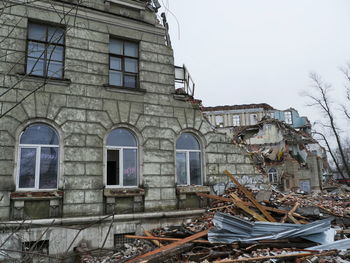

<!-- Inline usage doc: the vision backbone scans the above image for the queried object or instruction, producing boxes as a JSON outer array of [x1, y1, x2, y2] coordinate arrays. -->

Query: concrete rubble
[[71, 171, 350, 263]]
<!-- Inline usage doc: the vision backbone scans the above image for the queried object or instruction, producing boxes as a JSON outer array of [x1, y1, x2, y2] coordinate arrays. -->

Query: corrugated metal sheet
[[208, 212, 334, 244]]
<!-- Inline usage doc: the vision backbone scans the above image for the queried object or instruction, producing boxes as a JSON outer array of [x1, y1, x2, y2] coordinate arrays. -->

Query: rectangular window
[[109, 38, 139, 88], [107, 150, 120, 186], [232, 115, 240, 126], [284, 111, 293, 124], [26, 22, 65, 78], [215, 115, 224, 127], [250, 114, 258, 125]]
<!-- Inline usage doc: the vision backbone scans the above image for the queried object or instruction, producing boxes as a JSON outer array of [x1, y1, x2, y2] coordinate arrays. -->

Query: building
[[202, 103, 310, 130], [0, 0, 265, 259]]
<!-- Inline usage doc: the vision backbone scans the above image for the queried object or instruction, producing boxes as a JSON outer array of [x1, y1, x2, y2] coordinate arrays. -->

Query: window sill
[[176, 185, 210, 194], [103, 84, 146, 94], [104, 188, 145, 197], [10, 191, 63, 200], [17, 73, 71, 86]]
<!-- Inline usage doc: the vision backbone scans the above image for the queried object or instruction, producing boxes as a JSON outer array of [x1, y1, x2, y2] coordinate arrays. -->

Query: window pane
[[27, 42, 45, 58], [47, 61, 63, 78], [28, 23, 46, 41], [19, 148, 36, 188], [110, 39, 123, 55], [27, 58, 44, 76], [110, 57, 121, 70], [190, 152, 201, 185], [39, 147, 58, 189], [124, 42, 138, 57], [109, 71, 122, 86], [124, 75, 136, 88], [107, 150, 120, 185], [20, 124, 59, 145], [48, 27, 64, 44], [123, 149, 137, 186], [124, 58, 138, 73], [176, 152, 187, 185], [176, 133, 200, 150], [107, 128, 137, 147], [47, 45, 64, 61]]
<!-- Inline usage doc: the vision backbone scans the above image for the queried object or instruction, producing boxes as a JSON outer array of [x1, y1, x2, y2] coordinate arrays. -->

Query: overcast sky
[[159, 0, 350, 125]]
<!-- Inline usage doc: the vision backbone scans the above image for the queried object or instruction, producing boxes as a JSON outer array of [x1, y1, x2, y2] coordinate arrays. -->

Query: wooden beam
[[230, 193, 268, 222], [196, 192, 308, 221], [144, 230, 163, 247], [124, 235, 210, 244], [124, 229, 208, 263], [224, 170, 276, 222], [280, 202, 299, 223]]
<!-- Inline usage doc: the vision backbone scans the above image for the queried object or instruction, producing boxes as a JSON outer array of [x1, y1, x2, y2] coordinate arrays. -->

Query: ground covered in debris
[[77, 172, 350, 263]]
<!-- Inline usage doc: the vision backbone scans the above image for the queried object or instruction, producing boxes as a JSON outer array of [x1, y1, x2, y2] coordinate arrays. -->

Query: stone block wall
[[0, 0, 266, 221]]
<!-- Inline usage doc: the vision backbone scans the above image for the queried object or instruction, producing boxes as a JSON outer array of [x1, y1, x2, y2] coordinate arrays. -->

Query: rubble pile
[[77, 170, 350, 263]]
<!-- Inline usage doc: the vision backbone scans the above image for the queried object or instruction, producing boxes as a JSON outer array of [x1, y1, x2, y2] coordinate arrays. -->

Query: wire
[[161, 0, 181, 40]]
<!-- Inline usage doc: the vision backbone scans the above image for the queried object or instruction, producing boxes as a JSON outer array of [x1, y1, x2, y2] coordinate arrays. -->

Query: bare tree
[[306, 68, 350, 180]]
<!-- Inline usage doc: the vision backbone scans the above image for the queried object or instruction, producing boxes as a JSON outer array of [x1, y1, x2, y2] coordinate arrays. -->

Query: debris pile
[[77, 170, 350, 262]]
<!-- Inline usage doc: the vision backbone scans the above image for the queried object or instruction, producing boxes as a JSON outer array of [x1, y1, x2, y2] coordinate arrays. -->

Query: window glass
[[20, 124, 59, 145], [190, 152, 201, 185], [47, 61, 63, 78], [27, 58, 45, 76], [123, 149, 137, 186], [232, 115, 240, 126], [39, 147, 58, 189], [107, 128, 137, 147], [28, 23, 46, 41], [124, 58, 138, 73], [48, 27, 64, 44], [47, 45, 64, 61], [110, 39, 123, 55], [107, 150, 119, 185], [124, 75, 136, 88], [124, 42, 138, 57], [176, 152, 187, 185], [19, 148, 36, 188], [176, 133, 200, 150], [27, 42, 45, 58], [109, 71, 122, 86], [110, 57, 122, 70], [215, 115, 224, 126]]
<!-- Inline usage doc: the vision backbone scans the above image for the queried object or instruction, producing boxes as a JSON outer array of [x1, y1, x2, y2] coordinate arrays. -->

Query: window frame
[[25, 21, 66, 79], [108, 38, 139, 89], [215, 115, 224, 127], [284, 111, 293, 125], [268, 168, 278, 184], [175, 133, 203, 186], [105, 129, 139, 188], [16, 125, 60, 191], [232, 115, 240, 126]]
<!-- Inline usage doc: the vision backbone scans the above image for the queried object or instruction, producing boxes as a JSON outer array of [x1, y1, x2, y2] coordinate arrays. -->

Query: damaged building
[[0, 0, 268, 260], [202, 104, 328, 192]]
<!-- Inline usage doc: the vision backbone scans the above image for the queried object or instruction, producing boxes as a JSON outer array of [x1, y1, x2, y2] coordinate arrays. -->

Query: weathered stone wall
[[0, 0, 265, 221]]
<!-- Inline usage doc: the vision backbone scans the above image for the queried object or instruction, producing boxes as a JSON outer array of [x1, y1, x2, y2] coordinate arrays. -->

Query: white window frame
[[268, 168, 278, 184], [17, 143, 59, 191], [232, 115, 240, 126], [215, 115, 224, 127], [284, 111, 293, 124], [176, 148, 202, 186], [105, 142, 138, 188], [250, 114, 258, 125]]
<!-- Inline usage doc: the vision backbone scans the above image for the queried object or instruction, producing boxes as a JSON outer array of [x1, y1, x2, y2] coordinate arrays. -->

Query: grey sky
[[160, 0, 350, 125]]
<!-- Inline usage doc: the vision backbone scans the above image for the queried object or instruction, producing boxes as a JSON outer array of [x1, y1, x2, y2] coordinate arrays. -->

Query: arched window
[[17, 124, 59, 190], [268, 168, 278, 184], [176, 133, 202, 185], [106, 128, 138, 187]]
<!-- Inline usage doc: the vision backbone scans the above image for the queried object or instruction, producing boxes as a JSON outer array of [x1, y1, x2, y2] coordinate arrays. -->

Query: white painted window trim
[[176, 148, 202, 186], [17, 143, 59, 191], [105, 145, 138, 188], [232, 115, 240, 126]]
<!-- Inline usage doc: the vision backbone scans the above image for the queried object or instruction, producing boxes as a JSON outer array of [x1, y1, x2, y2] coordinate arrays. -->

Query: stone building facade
[[0, 0, 264, 258]]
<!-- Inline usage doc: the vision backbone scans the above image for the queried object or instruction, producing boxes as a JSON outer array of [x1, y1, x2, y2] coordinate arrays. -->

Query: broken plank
[[144, 230, 163, 247], [224, 170, 277, 222], [213, 252, 315, 262], [196, 192, 308, 220], [230, 193, 268, 222], [124, 229, 208, 263], [281, 202, 299, 223], [124, 235, 210, 244]]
